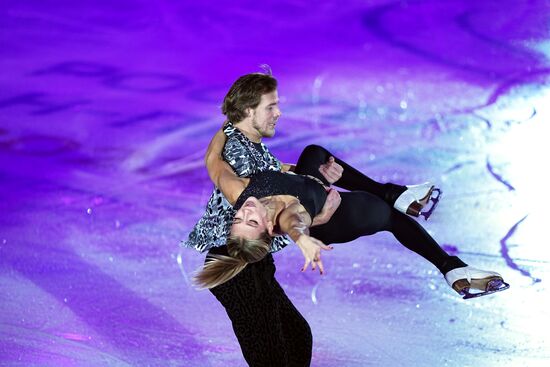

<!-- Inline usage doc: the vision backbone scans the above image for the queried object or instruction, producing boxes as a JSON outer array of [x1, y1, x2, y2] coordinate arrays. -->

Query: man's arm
[[311, 189, 341, 227], [204, 129, 246, 205], [318, 156, 343, 185]]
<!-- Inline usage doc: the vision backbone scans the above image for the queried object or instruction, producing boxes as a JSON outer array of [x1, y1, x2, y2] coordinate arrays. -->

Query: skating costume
[[182, 121, 290, 253], [234, 170, 328, 217]]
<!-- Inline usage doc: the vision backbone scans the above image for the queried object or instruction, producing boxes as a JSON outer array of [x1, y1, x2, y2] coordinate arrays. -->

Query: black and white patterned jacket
[[182, 122, 290, 253]]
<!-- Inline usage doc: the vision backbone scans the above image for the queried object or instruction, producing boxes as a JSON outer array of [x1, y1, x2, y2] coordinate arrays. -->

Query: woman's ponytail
[[193, 232, 271, 289], [193, 254, 248, 289]]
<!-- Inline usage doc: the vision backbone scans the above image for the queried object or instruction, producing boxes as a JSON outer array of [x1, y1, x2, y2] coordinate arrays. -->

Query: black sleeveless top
[[234, 171, 328, 218]]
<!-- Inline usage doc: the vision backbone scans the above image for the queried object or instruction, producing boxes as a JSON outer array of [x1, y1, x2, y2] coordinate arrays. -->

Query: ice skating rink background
[[1, 1, 549, 366]]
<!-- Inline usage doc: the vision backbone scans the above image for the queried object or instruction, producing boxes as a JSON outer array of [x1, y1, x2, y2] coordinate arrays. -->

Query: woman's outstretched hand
[[296, 234, 333, 275]]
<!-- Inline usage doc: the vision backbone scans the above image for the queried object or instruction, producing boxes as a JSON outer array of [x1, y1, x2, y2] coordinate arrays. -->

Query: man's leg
[[209, 254, 311, 366], [273, 280, 312, 367]]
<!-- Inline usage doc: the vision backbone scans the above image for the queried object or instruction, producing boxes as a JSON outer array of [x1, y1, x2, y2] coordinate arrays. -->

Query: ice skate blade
[[417, 185, 435, 206], [419, 188, 442, 221], [460, 280, 510, 300]]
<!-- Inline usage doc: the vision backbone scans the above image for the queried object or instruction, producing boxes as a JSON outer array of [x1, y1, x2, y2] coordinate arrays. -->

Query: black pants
[[297, 144, 466, 274], [209, 251, 312, 367]]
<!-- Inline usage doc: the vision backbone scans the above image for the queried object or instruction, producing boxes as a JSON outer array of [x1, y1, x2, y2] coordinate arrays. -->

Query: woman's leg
[[311, 192, 508, 297], [209, 253, 312, 366], [309, 191, 466, 274], [294, 144, 406, 204]]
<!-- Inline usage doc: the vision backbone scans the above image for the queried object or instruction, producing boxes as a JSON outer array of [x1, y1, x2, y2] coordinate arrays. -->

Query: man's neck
[[234, 123, 262, 143]]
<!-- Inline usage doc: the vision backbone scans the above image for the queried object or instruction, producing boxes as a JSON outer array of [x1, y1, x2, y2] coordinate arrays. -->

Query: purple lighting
[[1, 1, 549, 366]]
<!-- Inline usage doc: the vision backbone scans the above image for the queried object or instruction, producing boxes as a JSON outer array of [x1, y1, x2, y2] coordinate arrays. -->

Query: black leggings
[[295, 144, 407, 204], [296, 145, 466, 274]]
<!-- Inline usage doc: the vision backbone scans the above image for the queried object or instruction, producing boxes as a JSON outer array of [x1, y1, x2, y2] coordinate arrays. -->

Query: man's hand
[[281, 163, 296, 173], [311, 188, 341, 226], [295, 234, 333, 274], [319, 156, 343, 185]]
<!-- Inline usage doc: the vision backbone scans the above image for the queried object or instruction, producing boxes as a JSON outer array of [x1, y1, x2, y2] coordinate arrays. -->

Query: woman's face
[[231, 197, 273, 239]]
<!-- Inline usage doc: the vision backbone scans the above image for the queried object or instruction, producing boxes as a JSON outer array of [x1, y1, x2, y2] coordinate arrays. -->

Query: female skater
[[196, 136, 509, 297]]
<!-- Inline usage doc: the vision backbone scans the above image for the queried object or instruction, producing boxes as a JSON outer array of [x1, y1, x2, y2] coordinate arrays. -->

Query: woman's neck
[[259, 196, 298, 223]]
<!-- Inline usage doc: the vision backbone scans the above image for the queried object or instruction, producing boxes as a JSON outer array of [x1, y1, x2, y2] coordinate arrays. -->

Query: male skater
[[182, 71, 449, 366]]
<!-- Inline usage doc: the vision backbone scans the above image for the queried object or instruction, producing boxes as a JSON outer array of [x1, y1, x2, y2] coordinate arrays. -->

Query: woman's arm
[[277, 201, 311, 240], [278, 203, 333, 274], [205, 129, 246, 205]]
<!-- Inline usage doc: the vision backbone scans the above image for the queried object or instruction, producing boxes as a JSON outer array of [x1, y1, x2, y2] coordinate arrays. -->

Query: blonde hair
[[193, 233, 272, 289]]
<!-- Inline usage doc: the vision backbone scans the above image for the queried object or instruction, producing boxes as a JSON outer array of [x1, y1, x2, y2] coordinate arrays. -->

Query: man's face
[[250, 90, 281, 138]]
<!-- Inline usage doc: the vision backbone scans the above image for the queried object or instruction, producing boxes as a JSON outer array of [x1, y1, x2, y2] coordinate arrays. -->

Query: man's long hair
[[222, 72, 277, 123], [193, 232, 272, 289]]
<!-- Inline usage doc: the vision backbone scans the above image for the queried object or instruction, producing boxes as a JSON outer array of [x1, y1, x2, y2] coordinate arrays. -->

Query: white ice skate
[[444, 266, 510, 299], [393, 182, 441, 220]]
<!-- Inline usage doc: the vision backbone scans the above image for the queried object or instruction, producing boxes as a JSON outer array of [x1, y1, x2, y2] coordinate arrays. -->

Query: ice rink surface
[[1, 1, 549, 366]]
